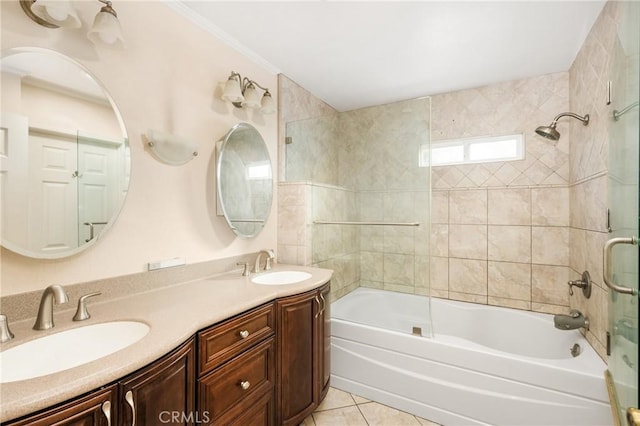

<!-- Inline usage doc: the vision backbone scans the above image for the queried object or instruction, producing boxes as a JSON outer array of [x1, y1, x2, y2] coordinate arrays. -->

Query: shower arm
[[550, 112, 590, 127]]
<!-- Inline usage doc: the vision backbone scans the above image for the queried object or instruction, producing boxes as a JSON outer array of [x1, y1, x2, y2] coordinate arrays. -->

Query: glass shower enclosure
[[284, 97, 432, 336], [606, 1, 639, 423]]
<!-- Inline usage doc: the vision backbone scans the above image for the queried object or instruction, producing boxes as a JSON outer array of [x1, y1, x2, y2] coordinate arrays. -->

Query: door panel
[[607, 1, 639, 423]]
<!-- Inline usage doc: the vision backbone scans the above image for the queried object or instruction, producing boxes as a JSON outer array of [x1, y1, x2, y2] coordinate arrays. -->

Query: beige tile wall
[[431, 72, 570, 190], [429, 72, 574, 314], [568, 0, 622, 360], [431, 187, 571, 313]]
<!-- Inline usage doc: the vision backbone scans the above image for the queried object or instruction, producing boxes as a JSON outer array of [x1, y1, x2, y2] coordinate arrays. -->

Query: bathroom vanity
[[0, 266, 331, 425]]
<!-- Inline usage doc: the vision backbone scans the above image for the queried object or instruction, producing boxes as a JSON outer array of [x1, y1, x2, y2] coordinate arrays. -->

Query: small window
[[425, 134, 524, 167], [246, 162, 271, 180]]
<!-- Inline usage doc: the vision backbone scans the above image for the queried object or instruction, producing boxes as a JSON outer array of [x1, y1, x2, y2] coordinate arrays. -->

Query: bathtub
[[331, 288, 612, 426]]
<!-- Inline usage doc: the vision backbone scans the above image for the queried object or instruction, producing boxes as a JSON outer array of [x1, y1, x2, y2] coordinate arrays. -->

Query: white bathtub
[[331, 288, 612, 426]]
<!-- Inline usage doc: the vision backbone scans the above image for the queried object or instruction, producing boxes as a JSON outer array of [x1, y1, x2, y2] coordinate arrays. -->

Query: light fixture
[[23, 0, 81, 28], [86, 0, 125, 48], [19, 0, 125, 47], [145, 129, 199, 166], [221, 71, 275, 114]]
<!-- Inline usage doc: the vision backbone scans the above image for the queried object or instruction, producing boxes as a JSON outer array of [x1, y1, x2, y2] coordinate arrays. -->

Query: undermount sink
[[0, 321, 150, 384], [252, 270, 312, 285]]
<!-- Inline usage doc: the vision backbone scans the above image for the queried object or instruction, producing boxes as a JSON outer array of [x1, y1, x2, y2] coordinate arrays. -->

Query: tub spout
[[554, 309, 589, 331]]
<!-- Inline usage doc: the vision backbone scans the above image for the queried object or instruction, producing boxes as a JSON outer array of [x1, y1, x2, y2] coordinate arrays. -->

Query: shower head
[[535, 112, 590, 141], [535, 124, 561, 141]]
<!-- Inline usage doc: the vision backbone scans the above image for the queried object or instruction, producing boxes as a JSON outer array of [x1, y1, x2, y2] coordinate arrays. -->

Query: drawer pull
[[239, 330, 250, 339], [125, 390, 136, 426], [240, 380, 251, 390], [101, 401, 111, 426]]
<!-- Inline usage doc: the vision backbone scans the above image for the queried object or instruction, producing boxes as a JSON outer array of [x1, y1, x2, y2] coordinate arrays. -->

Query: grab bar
[[314, 220, 420, 227], [84, 221, 108, 242], [603, 236, 638, 296]]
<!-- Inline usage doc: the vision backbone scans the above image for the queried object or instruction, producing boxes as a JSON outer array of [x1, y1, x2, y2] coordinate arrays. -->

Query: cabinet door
[[276, 290, 318, 426], [316, 282, 331, 403], [119, 338, 195, 426], [5, 385, 116, 426]]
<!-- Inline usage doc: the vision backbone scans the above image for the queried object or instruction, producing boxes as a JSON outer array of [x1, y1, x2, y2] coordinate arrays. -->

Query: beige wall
[[1, 1, 278, 296], [430, 72, 572, 313], [568, 0, 621, 360]]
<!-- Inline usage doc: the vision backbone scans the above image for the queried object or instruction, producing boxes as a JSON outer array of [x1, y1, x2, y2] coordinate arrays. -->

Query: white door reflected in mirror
[[0, 47, 130, 259]]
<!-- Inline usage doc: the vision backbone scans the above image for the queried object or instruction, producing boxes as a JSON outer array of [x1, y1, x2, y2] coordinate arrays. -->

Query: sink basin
[[0, 321, 149, 383], [252, 271, 312, 285]]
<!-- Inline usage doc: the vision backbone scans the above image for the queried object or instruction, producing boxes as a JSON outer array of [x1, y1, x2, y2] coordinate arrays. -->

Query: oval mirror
[[216, 123, 273, 238], [1, 47, 130, 258]]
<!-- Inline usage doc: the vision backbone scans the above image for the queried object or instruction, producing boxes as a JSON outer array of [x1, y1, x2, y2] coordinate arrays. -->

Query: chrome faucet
[[254, 249, 275, 273], [553, 309, 589, 331], [33, 285, 69, 330]]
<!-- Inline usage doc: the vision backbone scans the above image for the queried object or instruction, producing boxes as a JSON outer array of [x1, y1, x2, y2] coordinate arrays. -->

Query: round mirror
[[216, 123, 273, 238], [1, 47, 130, 258]]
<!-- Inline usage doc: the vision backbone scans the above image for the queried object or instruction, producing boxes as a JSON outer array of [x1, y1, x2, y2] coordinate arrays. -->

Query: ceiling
[[176, 1, 606, 112]]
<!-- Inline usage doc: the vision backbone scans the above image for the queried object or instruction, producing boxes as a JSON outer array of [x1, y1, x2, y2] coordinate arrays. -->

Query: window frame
[[426, 133, 525, 167]]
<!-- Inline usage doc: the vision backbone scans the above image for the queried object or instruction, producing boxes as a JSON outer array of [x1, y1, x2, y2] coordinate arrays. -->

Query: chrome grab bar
[[603, 236, 638, 296]]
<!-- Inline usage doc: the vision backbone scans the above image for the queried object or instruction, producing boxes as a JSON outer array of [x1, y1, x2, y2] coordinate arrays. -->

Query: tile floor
[[302, 387, 442, 426]]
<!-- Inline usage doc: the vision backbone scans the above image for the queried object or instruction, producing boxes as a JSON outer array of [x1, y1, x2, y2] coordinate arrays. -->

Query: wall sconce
[[221, 71, 276, 114], [145, 129, 199, 166], [19, 0, 125, 48]]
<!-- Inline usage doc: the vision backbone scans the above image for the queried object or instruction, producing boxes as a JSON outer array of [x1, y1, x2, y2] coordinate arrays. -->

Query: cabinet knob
[[240, 380, 251, 390], [239, 330, 250, 339]]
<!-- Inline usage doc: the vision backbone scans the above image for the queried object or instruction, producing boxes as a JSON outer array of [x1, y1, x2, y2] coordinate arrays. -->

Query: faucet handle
[[73, 292, 102, 321], [237, 262, 250, 276], [0, 314, 15, 343]]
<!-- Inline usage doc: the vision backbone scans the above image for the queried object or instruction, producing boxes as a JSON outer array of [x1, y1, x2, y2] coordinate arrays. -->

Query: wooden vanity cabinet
[[5, 385, 117, 426], [119, 337, 196, 425], [5, 339, 195, 426], [275, 282, 330, 426], [5, 282, 331, 426], [196, 303, 276, 425]]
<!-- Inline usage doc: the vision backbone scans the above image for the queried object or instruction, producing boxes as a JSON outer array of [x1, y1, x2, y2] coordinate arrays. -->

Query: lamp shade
[[241, 84, 261, 109], [222, 76, 244, 103], [146, 129, 198, 166], [31, 0, 81, 28], [87, 7, 125, 47], [260, 91, 276, 114]]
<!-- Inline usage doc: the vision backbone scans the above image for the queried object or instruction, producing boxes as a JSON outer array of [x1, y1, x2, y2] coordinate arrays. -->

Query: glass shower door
[[606, 1, 639, 424]]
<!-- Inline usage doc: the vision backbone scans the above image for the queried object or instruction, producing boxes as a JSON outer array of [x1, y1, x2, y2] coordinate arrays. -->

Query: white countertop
[[0, 264, 332, 423]]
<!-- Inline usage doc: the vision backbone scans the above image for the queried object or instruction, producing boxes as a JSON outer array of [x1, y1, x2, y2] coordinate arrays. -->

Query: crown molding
[[163, 1, 281, 76]]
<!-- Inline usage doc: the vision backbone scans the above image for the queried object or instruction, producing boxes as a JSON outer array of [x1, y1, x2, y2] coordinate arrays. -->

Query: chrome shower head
[[535, 112, 589, 141]]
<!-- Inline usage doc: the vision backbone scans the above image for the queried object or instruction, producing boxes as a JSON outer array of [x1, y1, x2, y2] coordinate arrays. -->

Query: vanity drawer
[[198, 337, 274, 424], [198, 302, 275, 374]]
